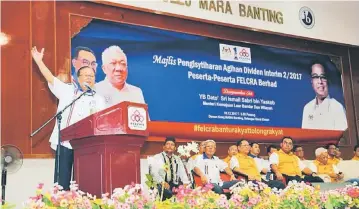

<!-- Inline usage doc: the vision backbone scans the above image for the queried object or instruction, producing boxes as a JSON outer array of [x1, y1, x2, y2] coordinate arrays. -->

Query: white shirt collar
[[103, 77, 129, 92], [315, 95, 331, 108]]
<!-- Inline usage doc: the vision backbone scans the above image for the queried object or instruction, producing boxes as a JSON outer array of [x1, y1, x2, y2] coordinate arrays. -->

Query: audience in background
[[293, 145, 306, 161], [309, 147, 344, 183], [326, 143, 341, 165], [222, 145, 238, 167], [352, 145, 359, 161]]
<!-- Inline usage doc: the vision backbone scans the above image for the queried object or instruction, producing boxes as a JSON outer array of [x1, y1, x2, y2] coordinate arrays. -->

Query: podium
[[61, 101, 149, 196]]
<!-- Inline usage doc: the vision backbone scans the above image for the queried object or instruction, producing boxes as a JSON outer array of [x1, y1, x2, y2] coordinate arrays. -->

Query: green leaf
[[92, 203, 101, 209], [146, 174, 153, 181], [325, 201, 334, 209], [42, 196, 54, 206]]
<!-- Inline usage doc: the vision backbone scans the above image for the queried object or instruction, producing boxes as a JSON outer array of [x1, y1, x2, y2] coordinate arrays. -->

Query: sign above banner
[[100, 0, 359, 46]]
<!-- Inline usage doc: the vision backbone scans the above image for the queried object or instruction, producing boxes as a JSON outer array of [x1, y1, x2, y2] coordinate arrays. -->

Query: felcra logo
[[128, 106, 147, 131], [219, 43, 252, 64]]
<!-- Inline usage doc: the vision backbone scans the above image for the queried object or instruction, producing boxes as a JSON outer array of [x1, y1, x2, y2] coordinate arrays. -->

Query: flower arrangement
[[276, 181, 324, 209], [324, 182, 359, 209], [23, 182, 99, 209], [1, 202, 16, 209], [177, 141, 199, 158], [229, 180, 277, 209], [21, 181, 359, 209]]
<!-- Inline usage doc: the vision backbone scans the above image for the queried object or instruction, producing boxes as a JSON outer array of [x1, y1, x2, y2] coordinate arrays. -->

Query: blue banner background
[[71, 19, 346, 128]]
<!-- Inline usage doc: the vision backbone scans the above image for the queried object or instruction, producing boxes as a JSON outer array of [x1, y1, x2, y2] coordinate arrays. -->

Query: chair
[[192, 171, 232, 194]]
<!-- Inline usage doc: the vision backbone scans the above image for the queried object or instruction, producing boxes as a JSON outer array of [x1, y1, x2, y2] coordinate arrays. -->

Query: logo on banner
[[219, 44, 251, 64], [128, 106, 147, 130], [299, 6, 315, 29]]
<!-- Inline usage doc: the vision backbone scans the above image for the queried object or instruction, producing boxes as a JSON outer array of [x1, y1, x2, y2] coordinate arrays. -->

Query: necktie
[[168, 156, 174, 183]]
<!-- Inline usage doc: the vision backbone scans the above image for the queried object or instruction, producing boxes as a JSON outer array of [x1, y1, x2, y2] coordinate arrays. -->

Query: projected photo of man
[[95, 45, 145, 107], [301, 61, 347, 131], [71, 46, 97, 87]]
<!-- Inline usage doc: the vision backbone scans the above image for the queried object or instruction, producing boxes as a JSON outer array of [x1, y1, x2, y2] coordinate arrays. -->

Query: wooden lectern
[[61, 101, 149, 196]]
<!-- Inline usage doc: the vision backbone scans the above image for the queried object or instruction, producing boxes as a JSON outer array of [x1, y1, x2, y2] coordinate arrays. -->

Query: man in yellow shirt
[[352, 145, 359, 161], [231, 139, 285, 189], [270, 137, 323, 184], [222, 145, 238, 167], [293, 145, 306, 161], [335, 147, 343, 160], [309, 147, 343, 182], [326, 143, 341, 165]]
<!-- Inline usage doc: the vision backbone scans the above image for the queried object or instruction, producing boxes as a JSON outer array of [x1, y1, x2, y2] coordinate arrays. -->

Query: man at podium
[[31, 46, 106, 190], [151, 137, 190, 200]]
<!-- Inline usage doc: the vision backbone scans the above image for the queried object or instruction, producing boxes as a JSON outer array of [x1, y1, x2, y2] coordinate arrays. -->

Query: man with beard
[[151, 137, 190, 200]]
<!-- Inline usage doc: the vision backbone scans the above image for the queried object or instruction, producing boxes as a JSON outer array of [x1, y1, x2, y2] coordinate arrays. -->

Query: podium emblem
[[128, 106, 147, 130]]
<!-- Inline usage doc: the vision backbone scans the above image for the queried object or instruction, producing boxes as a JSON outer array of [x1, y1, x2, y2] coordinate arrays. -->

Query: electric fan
[[1, 144, 23, 205]]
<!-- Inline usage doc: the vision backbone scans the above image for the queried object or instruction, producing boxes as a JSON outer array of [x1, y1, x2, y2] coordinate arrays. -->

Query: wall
[[114, 1, 359, 46], [1, 1, 359, 161]]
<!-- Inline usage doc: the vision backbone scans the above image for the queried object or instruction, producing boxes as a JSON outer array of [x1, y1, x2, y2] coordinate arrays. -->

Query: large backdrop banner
[[71, 19, 347, 143]]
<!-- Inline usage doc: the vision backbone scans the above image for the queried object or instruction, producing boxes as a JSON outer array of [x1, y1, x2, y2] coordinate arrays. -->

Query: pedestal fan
[[1, 145, 23, 205]]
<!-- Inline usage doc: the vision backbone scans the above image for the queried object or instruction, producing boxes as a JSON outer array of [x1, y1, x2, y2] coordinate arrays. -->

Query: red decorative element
[[148, 121, 343, 143], [71, 16, 93, 38], [221, 88, 255, 97], [131, 110, 144, 123], [61, 101, 149, 196]]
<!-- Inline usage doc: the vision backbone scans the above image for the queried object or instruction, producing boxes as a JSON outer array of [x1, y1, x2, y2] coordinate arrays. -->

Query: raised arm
[[31, 46, 54, 85]]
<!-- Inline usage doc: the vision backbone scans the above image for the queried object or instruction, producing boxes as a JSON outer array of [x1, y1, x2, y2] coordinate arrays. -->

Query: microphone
[[83, 83, 94, 95]]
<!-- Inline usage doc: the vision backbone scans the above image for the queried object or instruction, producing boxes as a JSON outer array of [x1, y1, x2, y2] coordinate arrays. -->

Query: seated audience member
[[326, 143, 341, 165], [267, 145, 278, 157], [151, 137, 190, 200], [185, 141, 207, 187], [336, 147, 343, 160], [309, 147, 343, 182], [223, 145, 238, 167], [352, 145, 359, 161], [193, 140, 238, 194], [293, 145, 306, 161], [270, 137, 323, 184], [187, 141, 206, 170], [231, 140, 285, 189], [249, 142, 269, 173]]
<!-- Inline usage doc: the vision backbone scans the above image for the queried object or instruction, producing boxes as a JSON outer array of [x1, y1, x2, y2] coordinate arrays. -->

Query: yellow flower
[[44, 193, 51, 200], [75, 197, 83, 204], [197, 198, 205, 205], [93, 199, 103, 205], [163, 163, 169, 172], [60, 199, 69, 208], [36, 189, 42, 195]]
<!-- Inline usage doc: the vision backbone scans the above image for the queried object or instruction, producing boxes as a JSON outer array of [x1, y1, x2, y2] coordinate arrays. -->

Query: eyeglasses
[[79, 74, 95, 78], [78, 58, 98, 68], [311, 74, 327, 81], [283, 141, 293, 146], [108, 61, 127, 68], [206, 145, 216, 148]]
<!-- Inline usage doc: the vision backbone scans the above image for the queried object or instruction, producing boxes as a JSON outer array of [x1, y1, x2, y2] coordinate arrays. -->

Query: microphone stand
[[1, 167, 7, 205], [30, 89, 91, 185]]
